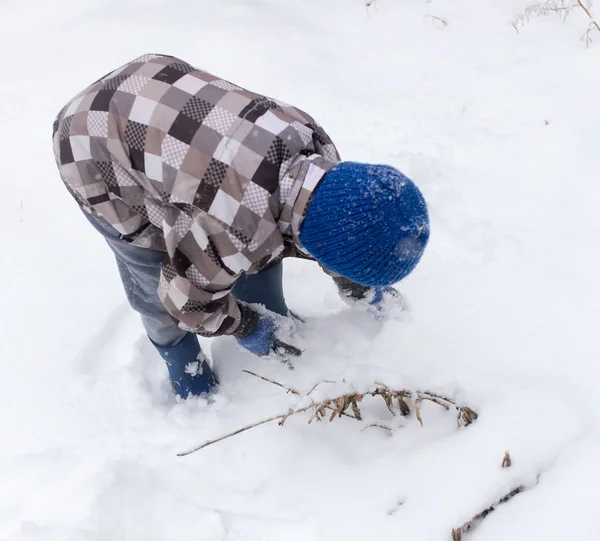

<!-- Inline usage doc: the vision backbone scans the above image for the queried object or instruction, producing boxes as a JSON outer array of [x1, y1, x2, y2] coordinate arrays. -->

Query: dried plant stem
[[513, 0, 600, 44], [179, 373, 478, 457], [577, 0, 600, 43], [361, 424, 392, 432], [451, 474, 541, 540], [419, 395, 451, 410], [177, 405, 314, 456], [577, 0, 600, 28], [419, 390, 455, 404], [425, 14, 448, 27], [306, 379, 336, 396], [452, 486, 525, 540], [242, 370, 300, 396]]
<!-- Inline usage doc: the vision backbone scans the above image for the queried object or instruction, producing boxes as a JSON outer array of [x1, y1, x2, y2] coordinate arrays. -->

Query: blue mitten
[[236, 314, 277, 356], [234, 305, 303, 362], [369, 287, 386, 307], [368, 286, 406, 319], [335, 278, 406, 320]]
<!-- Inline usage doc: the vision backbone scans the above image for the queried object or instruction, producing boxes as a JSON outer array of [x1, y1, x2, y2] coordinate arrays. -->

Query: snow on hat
[[300, 161, 430, 287]]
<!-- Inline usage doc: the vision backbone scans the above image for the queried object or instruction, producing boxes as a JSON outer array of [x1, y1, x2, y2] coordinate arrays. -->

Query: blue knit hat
[[299, 162, 430, 287]]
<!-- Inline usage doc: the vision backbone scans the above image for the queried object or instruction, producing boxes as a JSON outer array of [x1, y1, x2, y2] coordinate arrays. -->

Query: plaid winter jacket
[[53, 53, 340, 336]]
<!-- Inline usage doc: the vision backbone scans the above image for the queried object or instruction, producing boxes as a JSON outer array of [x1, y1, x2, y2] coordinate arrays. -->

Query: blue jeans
[[84, 212, 289, 346]]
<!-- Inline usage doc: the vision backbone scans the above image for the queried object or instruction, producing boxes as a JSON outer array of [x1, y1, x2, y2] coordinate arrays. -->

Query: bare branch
[[451, 473, 542, 539], [418, 394, 451, 410], [361, 423, 392, 432], [242, 369, 300, 395], [513, 0, 600, 44], [177, 405, 314, 456], [425, 14, 448, 27], [306, 380, 336, 396], [576, 0, 598, 25]]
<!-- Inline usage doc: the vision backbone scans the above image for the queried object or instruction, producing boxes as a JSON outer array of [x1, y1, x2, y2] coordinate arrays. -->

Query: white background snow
[[1, 0, 600, 539]]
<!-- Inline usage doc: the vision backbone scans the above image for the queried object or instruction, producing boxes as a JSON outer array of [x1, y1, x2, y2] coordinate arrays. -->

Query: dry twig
[[451, 473, 542, 540], [242, 370, 300, 396], [419, 395, 451, 410], [577, 0, 600, 29], [425, 14, 449, 27], [177, 405, 313, 456], [361, 423, 392, 432], [306, 379, 335, 395], [512, 0, 600, 44], [451, 486, 525, 540]]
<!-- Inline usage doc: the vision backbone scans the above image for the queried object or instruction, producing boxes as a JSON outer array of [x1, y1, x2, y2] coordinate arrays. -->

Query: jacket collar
[[278, 153, 337, 252]]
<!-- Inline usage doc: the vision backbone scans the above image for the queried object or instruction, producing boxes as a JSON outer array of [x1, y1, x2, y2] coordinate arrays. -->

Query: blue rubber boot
[[232, 261, 289, 317], [150, 333, 218, 399]]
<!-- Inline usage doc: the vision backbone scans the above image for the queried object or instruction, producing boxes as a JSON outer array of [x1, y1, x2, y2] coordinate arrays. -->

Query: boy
[[53, 54, 430, 399]]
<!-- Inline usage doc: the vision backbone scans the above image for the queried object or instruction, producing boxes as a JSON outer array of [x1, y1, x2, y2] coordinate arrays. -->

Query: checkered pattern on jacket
[[53, 53, 340, 336]]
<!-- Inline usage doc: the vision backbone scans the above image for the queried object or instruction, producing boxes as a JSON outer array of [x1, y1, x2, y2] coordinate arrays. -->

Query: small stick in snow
[[361, 423, 392, 433], [177, 405, 314, 456], [242, 370, 300, 396], [387, 499, 405, 515], [418, 394, 451, 410], [306, 379, 336, 396], [576, 0, 600, 33], [451, 486, 525, 540], [451, 474, 541, 540], [512, 0, 600, 45], [425, 14, 448, 27], [502, 450, 512, 468]]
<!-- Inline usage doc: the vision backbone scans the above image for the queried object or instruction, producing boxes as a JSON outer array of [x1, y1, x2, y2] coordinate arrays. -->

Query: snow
[[2, 0, 600, 539]]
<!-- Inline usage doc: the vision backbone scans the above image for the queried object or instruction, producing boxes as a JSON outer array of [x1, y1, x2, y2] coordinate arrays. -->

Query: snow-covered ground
[[2, 0, 600, 539]]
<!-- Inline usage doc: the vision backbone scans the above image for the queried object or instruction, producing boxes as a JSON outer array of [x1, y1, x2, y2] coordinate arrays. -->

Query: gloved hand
[[367, 286, 407, 320], [335, 277, 407, 320], [234, 304, 302, 364], [236, 315, 275, 356]]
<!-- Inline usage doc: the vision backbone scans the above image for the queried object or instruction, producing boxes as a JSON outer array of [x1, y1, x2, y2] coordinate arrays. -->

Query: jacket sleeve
[[157, 205, 244, 337]]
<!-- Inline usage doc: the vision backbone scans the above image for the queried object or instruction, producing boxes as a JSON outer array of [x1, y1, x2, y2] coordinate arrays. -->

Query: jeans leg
[[83, 212, 217, 397], [231, 261, 289, 317], [83, 212, 187, 347]]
